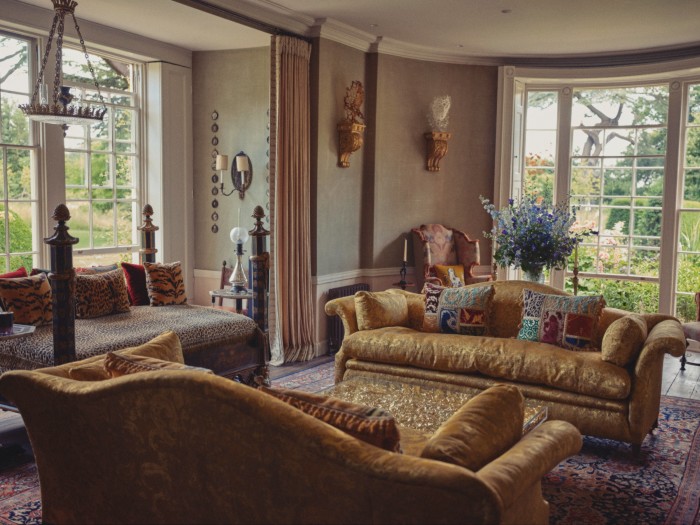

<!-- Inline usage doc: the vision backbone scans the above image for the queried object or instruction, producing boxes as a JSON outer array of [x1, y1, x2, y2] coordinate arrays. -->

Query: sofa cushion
[[75, 268, 131, 319], [144, 261, 187, 306], [121, 262, 150, 306], [0, 274, 52, 326], [517, 289, 605, 350], [0, 267, 28, 279], [434, 264, 465, 287], [260, 386, 402, 452], [437, 285, 493, 336], [422, 282, 444, 332], [103, 352, 213, 378], [354, 291, 408, 331], [68, 330, 186, 381], [341, 327, 631, 400], [601, 314, 648, 367], [421, 384, 524, 471]]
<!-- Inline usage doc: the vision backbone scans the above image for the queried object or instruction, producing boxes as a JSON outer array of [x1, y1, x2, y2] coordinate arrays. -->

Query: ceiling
[[14, 0, 700, 63]]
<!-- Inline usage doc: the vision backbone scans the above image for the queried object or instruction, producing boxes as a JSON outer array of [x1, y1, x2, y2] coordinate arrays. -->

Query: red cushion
[[0, 267, 28, 279], [121, 262, 149, 306]]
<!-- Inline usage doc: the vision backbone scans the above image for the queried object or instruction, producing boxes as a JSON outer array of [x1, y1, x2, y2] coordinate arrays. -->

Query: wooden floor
[[662, 351, 700, 399]]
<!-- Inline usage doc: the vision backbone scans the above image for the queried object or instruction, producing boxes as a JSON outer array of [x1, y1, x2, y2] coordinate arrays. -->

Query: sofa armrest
[[477, 420, 582, 509], [325, 296, 359, 336], [638, 319, 686, 360]]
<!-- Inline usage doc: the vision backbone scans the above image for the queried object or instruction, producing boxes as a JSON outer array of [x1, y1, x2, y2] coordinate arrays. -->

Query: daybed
[[0, 204, 269, 399], [326, 280, 687, 450], [0, 332, 582, 525]]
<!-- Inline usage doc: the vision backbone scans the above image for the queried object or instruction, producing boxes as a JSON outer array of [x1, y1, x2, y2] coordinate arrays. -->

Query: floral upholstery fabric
[[517, 289, 605, 350], [419, 224, 458, 266], [261, 386, 402, 452], [422, 282, 444, 333], [0, 274, 52, 326], [144, 261, 187, 306], [437, 285, 493, 336], [354, 291, 408, 331], [601, 314, 648, 367], [75, 268, 131, 319]]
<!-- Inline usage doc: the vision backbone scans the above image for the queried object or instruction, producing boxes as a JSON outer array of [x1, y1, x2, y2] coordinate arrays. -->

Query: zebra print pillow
[[74, 268, 131, 319], [143, 261, 187, 306], [0, 273, 52, 326]]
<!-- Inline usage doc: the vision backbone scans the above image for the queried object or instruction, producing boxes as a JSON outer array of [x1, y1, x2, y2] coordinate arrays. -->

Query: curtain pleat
[[268, 35, 315, 363]]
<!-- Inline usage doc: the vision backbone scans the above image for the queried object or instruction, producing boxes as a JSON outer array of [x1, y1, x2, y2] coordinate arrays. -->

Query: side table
[[209, 289, 253, 316]]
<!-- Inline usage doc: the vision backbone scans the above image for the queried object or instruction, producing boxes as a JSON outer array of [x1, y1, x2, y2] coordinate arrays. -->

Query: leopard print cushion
[[103, 351, 213, 378], [75, 268, 131, 319], [0, 273, 52, 326], [143, 261, 187, 306]]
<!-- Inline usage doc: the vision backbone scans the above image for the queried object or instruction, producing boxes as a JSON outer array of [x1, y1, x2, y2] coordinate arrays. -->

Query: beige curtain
[[268, 35, 315, 364]]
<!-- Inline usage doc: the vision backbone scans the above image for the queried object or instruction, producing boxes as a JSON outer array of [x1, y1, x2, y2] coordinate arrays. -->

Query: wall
[[191, 47, 270, 305]]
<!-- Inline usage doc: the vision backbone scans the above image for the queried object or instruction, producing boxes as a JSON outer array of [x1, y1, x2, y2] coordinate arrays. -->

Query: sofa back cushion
[[437, 285, 494, 336], [601, 314, 648, 367], [260, 386, 402, 452], [420, 384, 524, 471], [354, 290, 408, 331]]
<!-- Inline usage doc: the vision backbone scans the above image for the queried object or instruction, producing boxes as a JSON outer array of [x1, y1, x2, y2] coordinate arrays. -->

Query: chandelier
[[19, 0, 107, 125]]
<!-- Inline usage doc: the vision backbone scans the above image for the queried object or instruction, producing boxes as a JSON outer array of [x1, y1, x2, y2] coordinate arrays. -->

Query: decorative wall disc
[[212, 199, 219, 208], [211, 149, 218, 158], [212, 174, 219, 183], [211, 123, 219, 132], [211, 187, 219, 196], [211, 161, 216, 170], [211, 224, 219, 233], [211, 137, 219, 146], [211, 212, 219, 221], [211, 111, 219, 120]]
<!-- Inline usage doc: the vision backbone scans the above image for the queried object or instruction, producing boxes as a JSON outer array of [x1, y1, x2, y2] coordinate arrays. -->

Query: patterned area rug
[[0, 361, 698, 524]]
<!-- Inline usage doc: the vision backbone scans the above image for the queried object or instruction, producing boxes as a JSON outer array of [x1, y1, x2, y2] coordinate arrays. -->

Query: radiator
[[327, 283, 370, 354]]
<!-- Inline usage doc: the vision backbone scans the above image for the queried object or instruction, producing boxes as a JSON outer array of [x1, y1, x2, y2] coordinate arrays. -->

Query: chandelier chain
[[53, 10, 65, 105], [30, 11, 59, 105], [71, 13, 107, 108]]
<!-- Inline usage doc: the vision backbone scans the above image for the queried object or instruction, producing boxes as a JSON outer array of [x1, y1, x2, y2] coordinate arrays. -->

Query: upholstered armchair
[[411, 223, 491, 290]]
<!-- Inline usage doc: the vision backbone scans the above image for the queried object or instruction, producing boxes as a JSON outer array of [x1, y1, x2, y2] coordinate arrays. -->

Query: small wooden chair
[[218, 260, 233, 307]]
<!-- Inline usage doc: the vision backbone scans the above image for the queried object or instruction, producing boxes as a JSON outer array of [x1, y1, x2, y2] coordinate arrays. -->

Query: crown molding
[[308, 17, 374, 52]]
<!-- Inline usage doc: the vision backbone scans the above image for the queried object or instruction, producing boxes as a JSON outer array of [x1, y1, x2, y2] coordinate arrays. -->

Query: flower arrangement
[[480, 195, 589, 276], [427, 95, 451, 132]]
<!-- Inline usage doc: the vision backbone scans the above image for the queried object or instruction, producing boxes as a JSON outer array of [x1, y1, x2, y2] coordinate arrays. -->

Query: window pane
[[65, 152, 86, 186], [62, 48, 133, 92], [679, 211, 700, 252], [573, 277, 659, 313], [6, 148, 30, 199], [1, 93, 30, 146], [117, 201, 135, 246], [71, 201, 91, 249], [684, 169, 700, 202], [603, 169, 632, 195], [636, 128, 666, 155], [91, 154, 111, 186], [116, 155, 135, 186], [523, 91, 558, 202], [573, 86, 668, 127], [92, 202, 115, 247]]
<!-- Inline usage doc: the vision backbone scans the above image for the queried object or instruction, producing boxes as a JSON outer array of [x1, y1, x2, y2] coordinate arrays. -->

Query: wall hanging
[[337, 81, 366, 168], [425, 95, 452, 172]]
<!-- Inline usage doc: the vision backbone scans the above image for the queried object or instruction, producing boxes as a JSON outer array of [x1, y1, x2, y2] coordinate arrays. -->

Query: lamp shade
[[230, 226, 250, 244], [216, 154, 229, 171], [236, 155, 250, 172]]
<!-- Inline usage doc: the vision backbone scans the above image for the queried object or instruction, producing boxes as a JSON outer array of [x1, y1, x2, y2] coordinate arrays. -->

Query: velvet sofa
[[0, 331, 581, 525], [325, 280, 687, 450]]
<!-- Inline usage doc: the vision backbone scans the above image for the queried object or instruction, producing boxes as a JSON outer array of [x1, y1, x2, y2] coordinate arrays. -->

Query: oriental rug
[[0, 361, 698, 525]]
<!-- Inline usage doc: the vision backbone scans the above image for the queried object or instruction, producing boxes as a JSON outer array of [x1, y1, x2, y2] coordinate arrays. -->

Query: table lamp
[[229, 225, 250, 292]]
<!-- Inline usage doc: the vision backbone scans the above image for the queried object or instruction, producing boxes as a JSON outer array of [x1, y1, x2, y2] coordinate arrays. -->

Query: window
[[0, 32, 37, 272], [504, 66, 700, 319], [62, 48, 141, 267]]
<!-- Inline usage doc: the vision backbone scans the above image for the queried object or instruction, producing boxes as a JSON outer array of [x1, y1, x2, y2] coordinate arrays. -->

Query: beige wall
[[192, 47, 271, 273]]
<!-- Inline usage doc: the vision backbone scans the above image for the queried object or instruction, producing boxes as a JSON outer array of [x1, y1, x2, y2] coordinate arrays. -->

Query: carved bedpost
[[251, 252, 270, 385], [248, 205, 270, 257], [44, 204, 79, 365], [138, 204, 159, 264]]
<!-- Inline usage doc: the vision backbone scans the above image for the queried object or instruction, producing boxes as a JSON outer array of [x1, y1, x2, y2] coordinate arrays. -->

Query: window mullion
[[552, 87, 574, 289]]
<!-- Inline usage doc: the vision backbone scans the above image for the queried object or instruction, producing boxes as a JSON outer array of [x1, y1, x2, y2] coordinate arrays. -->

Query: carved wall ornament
[[337, 80, 366, 168], [425, 95, 452, 171], [425, 131, 451, 172]]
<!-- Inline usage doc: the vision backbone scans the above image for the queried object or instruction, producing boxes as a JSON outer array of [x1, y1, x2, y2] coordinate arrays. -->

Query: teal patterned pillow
[[517, 289, 605, 350], [437, 285, 494, 336]]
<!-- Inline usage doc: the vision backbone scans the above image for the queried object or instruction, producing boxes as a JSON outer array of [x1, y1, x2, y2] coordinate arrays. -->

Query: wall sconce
[[220, 151, 253, 199], [424, 132, 451, 172], [229, 224, 250, 292], [337, 80, 366, 168]]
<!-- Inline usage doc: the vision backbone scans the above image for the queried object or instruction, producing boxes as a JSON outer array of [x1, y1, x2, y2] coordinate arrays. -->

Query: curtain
[[268, 35, 315, 364]]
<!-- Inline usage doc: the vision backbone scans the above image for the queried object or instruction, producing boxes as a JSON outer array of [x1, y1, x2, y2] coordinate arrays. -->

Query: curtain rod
[[172, 0, 311, 42]]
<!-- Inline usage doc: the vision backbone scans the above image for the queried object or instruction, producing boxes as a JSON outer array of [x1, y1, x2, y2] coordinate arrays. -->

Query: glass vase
[[522, 266, 545, 283]]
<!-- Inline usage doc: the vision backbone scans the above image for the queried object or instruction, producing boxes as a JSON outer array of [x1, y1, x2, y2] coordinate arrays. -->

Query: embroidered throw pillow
[[261, 386, 402, 452], [434, 264, 465, 287], [354, 290, 408, 331], [0, 267, 28, 279], [422, 282, 445, 332], [121, 262, 149, 306], [74, 268, 131, 319], [143, 261, 187, 306], [437, 285, 494, 336], [517, 289, 605, 350], [0, 273, 52, 326], [103, 352, 213, 378], [601, 314, 648, 367]]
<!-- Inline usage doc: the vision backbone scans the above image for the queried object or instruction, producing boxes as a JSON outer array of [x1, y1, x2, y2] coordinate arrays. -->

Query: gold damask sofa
[[0, 332, 581, 524], [326, 280, 687, 450]]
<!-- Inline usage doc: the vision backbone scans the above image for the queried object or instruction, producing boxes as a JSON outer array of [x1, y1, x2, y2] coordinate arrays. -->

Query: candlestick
[[403, 238, 407, 262]]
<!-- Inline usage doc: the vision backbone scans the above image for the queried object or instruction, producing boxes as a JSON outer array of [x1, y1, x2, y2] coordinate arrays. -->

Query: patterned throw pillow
[[121, 262, 149, 306], [103, 352, 213, 378], [422, 282, 445, 332], [437, 285, 494, 336], [0, 267, 28, 279], [0, 273, 52, 326], [260, 386, 402, 452], [434, 264, 465, 287], [143, 261, 187, 306], [354, 291, 408, 331], [74, 268, 131, 319], [517, 289, 605, 350]]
